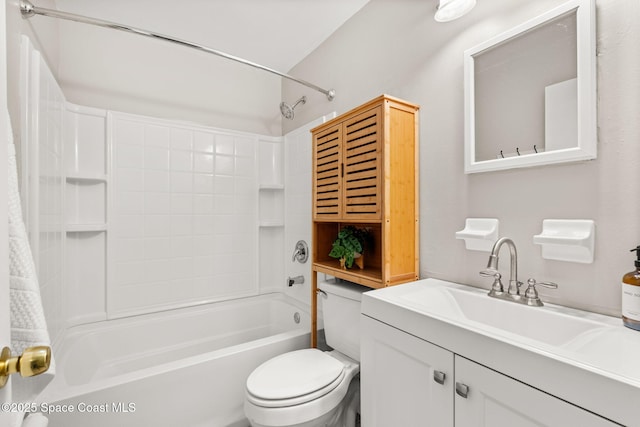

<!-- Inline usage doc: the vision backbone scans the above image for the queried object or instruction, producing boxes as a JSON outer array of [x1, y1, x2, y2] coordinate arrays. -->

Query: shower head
[[279, 96, 306, 120]]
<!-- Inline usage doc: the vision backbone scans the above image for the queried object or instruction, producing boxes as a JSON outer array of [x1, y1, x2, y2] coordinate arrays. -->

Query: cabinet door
[[342, 107, 382, 221], [313, 123, 342, 219], [454, 356, 618, 427], [361, 316, 454, 427]]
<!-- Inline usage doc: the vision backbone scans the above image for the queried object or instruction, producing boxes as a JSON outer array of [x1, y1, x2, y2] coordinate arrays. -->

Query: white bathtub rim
[[38, 328, 310, 404], [106, 288, 261, 321], [50, 292, 310, 381], [59, 292, 308, 342], [51, 293, 308, 355], [38, 293, 311, 404]]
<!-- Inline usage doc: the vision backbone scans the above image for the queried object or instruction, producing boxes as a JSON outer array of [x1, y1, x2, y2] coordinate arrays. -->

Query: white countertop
[[361, 278, 640, 426]]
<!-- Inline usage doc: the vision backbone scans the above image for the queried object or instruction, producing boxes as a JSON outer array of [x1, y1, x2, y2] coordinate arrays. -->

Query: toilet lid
[[246, 349, 345, 401]]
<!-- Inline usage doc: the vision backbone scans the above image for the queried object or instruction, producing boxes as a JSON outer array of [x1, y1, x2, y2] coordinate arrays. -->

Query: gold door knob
[[0, 346, 51, 388]]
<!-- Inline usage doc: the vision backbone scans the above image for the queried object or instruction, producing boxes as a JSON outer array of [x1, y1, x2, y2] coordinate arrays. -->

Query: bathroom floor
[[243, 413, 360, 426]]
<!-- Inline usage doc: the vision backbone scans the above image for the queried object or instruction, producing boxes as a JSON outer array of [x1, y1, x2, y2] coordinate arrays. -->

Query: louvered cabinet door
[[343, 106, 382, 220], [313, 123, 343, 219]]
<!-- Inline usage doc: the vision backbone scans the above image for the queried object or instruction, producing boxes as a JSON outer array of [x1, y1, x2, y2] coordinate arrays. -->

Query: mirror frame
[[464, 0, 596, 174]]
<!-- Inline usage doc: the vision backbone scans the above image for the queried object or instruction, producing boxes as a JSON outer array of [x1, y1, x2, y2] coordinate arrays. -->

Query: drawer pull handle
[[433, 370, 446, 385], [455, 382, 469, 398]]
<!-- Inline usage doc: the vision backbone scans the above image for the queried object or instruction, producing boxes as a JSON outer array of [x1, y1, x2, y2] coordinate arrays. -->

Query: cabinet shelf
[[313, 261, 383, 289]]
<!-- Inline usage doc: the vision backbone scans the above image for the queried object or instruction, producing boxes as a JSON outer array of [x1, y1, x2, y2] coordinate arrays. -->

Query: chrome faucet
[[480, 237, 558, 306], [483, 237, 522, 296]]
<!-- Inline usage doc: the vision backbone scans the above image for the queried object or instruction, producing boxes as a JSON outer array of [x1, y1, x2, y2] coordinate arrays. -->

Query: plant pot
[[354, 252, 364, 270]]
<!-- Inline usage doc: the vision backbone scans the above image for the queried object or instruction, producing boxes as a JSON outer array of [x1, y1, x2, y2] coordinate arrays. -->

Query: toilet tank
[[318, 280, 369, 361]]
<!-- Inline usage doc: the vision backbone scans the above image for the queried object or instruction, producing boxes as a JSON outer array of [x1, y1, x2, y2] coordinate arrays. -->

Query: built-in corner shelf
[[257, 137, 285, 293], [66, 224, 107, 233], [258, 185, 284, 229], [533, 219, 595, 264], [259, 184, 284, 191], [258, 221, 284, 228], [455, 218, 499, 252], [66, 172, 107, 234], [62, 104, 109, 325], [66, 174, 108, 184]]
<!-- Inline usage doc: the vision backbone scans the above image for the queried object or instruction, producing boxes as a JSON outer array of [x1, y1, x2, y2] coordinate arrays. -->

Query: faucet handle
[[292, 240, 309, 263], [480, 270, 504, 295], [480, 269, 498, 278], [524, 278, 558, 306]]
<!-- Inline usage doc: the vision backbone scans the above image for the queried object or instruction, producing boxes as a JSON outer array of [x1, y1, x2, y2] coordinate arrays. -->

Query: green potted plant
[[328, 226, 369, 269]]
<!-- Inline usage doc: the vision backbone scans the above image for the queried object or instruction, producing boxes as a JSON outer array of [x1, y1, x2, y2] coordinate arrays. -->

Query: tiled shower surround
[[21, 39, 66, 342], [110, 114, 259, 316], [21, 37, 290, 342]]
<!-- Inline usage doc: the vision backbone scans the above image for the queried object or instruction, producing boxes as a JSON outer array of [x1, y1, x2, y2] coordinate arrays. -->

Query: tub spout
[[287, 275, 304, 287]]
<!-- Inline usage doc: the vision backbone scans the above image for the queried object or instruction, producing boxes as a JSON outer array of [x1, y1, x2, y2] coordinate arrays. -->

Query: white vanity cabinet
[[361, 316, 618, 427], [361, 315, 453, 427], [454, 356, 616, 427]]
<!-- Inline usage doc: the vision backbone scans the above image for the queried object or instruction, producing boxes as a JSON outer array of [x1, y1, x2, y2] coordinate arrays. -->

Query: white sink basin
[[361, 278, 638, 427], [398, 282, 610, 347]]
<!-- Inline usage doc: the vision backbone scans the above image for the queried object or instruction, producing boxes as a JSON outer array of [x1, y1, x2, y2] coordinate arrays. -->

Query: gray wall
[[283, 0, 640, 317]]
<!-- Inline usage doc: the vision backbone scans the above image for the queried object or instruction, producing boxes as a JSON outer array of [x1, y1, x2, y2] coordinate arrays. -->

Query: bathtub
[[37, 293, 311, 427]]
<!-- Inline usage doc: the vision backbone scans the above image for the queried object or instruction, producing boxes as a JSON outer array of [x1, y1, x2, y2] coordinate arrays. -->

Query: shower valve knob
[[292, 240, 309, 263]]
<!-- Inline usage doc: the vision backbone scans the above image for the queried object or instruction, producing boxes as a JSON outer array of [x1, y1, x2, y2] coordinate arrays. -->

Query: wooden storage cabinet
[[312, 222, 383, 288], [311, 95, 419, 345], [313, 106, 383, 221]]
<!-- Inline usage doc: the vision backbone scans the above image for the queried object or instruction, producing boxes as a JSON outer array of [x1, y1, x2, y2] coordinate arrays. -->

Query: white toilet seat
[[244, 349, 360, 427], [246, 349, 346, 407], [247, 370, 345, 408]]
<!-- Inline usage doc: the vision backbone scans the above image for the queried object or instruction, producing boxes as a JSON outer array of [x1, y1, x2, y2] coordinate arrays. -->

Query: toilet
[[244, 280, 366, 427]]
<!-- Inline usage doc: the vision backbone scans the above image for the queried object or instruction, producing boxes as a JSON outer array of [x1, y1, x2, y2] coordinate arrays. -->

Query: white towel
[[6, 111, 54, 418]]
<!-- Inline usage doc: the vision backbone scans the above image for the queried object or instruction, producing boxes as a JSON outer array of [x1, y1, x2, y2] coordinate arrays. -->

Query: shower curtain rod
[[20, 0, 336, 101]]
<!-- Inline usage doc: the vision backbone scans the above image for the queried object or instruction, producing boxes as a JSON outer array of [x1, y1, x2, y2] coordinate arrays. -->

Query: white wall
[[283, 0, 640, 317], [7, 0, 283, 136], [6, 0, 59, 159], [52, 0, 282, 136]]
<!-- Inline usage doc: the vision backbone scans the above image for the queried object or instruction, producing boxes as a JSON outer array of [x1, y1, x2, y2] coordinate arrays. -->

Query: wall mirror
[[464, 0, 596, 173]]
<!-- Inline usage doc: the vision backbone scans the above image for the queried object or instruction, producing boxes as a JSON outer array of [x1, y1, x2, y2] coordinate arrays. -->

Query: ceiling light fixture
[[434, 0, 477, 22]]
